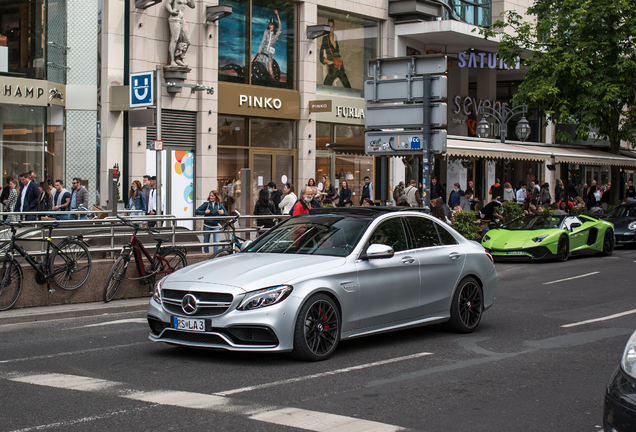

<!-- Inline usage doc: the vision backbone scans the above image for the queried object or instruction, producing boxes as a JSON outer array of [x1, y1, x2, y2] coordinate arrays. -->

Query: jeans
[[56, 214, 70, 221], [24, 215, 36, 222], [71, 214, 88, 220], [203, 224, 221, 253]]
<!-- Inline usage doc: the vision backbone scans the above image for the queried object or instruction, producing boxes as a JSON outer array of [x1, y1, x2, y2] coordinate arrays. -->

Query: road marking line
[[250, 407, 403, 432], [11, 373, 119, 392], [76, 318, 147, 328], [0, 342, 145, 364], [561, 309, 636, 328], [215, 351, 433, 396], [6, 373, 406, 431], [543, 271, 600, 285]]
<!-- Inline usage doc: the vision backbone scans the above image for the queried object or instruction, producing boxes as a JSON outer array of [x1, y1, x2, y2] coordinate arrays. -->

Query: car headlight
[[621, 330, 636, 379], [483, 234, 491, 242], [152, 277, 165, 304], [238, 285, 293, 311], [532, 235, 548, 243], [629, 221, 636, 231]]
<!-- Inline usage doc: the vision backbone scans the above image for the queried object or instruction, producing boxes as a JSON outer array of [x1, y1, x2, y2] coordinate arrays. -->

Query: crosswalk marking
[[5, 373, 407, 431]]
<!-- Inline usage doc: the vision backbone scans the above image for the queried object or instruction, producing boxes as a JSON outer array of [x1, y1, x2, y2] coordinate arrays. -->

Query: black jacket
[[254, 200, 277, 228], [270, 190, 283, 215]]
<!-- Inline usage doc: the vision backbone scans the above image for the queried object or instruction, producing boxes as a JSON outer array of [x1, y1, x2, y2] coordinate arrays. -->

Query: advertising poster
[[250, 3, 292, 87], [171, 150, 194, 229], [218, 0, 248, 83]]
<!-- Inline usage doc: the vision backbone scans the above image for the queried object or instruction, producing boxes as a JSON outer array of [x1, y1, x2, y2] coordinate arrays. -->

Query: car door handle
[[449, 252, 461, 260], [402, 256, 415, 264]]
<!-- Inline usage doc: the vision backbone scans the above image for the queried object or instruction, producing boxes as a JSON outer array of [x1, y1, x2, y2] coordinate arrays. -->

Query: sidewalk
[[0, 298, 150, 326]]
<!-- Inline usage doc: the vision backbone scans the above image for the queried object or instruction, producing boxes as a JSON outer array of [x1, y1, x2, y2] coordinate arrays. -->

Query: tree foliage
[[479, 0, 636, 203], [452, 210, 481, 241]]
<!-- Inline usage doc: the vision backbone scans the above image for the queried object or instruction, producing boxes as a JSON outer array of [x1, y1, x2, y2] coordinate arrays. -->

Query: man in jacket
[[404, 180, 422, 207], [430, 176, 443, 201], [17, 172, 40, 221], [142, 175, 152, 208], [360, 176, 373, 205], [267, 182, 282, 215], [393, 181, 404, 204], [53, 180, 72, 220], [70, 178, 89, 220]]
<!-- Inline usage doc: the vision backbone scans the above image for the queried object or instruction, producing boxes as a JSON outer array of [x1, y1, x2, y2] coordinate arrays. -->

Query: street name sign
[[365, 103, 447, 129]]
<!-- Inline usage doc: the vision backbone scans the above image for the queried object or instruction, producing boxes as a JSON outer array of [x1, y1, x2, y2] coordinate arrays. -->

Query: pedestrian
[[459, 190, 471, 212], [337, 180, 351, 207], [554, 179, 563, 202], [267, 182, 283, 215], [449, 183, 463, 208], [52, 179, 71, 220], [278, 182, 297, 215], [489, 178, 503, 201], [1, 177, 12, 215], [503, 182, 515, 202], [147, 176, 157, 227], [307, 178, 316, 188], [319, 176, 336, 203], [516, 183, 527, 204], [362, 198, 373, 206], [17, 172, 39, 221], [142, 175, 152, 208], [310, 187, 321, 209], [5, 178, 20, 223], [360, 176, 373, 205], [253, 188, 277, 228], [37, 181, 53, 219], [127, 180, 146, 216], [393, 181, 404, 205], [539, 182, 551, 205], [69, 177, 89, 220], [404, 180, 422, 207], [195, 190, 226, 253], [579, 183, 589, 202], [481, 197, 503, 222], [291, 186, 313, 216], [587, 185, 598, 209], [431, 203, 449, 224], [28, 170, 37, 182], [430, 176, 443, 201]]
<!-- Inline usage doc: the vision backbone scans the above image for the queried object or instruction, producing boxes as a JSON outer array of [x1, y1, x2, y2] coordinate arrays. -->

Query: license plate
[[506, 251, 527, 255], [172, 317, 206, 332]]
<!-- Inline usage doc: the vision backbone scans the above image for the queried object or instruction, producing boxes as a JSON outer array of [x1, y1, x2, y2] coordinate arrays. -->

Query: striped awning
[[446, 139, 549, 162]]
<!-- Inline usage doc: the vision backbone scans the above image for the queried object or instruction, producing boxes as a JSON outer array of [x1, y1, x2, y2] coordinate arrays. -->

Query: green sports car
[[481, 214, 615, 261]]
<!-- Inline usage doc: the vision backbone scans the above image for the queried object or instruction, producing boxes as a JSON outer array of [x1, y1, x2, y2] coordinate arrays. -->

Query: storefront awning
[[548, 146, 636, 167], [326, 136, 366, 156], [446, 138, 550, 162]]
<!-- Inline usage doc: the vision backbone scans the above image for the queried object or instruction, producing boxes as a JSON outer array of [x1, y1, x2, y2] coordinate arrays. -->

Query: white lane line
[[251, 407, 403, 432], [561, 309, 636, 328], [7, 372, 407, 432], [75, 318, 147, 329], [0, 342, 145, 364], [7, 406, 155, 432], [215, 351, 433, 396], [543, 271, 600, 285]]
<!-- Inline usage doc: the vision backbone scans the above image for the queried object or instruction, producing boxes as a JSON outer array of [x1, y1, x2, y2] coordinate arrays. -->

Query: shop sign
[[457, 52, 520, 70], [452, 95, 508, 116], [218, 82, 299, 120], [309, 100, 331, 113], [336, 106, 364, 119], [0, 77, 65, 107], [316, 94, 366, 126]]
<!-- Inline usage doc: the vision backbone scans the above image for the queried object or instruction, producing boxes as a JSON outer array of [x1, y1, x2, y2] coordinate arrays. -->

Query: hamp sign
[[130, 71, 154, 108]]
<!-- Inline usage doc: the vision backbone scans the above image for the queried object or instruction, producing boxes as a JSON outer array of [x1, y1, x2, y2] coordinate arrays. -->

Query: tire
[[556, 235, 569, 262], [210, 248, 232, 260], [0, 259, 23, 311], [49, 239, 92, 290], [446, 276, 483, 333], [103, 254, 129, 303], [291, 294, 341, 362], [149, 248, 187, 289], [601, 229, 615, 256]]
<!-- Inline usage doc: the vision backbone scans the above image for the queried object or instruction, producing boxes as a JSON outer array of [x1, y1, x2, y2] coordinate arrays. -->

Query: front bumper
[[604, 367, 636, 432], [486, 246, 554, 261], [615, 232, 636, 244], [146, 293, 302, 352]]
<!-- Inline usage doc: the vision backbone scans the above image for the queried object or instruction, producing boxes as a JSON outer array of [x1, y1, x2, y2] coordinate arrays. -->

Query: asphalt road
[[1, 247, 635, 432]]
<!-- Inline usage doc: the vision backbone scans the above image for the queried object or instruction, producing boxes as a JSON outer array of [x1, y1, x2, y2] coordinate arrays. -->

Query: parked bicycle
[[210, 211, 263, 259], [102, 216, 187, 303], [0, 221, 92, 311]]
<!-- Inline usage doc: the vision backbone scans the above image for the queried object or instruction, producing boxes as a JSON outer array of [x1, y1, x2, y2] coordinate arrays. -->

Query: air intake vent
[[148, 109, 197, 148]]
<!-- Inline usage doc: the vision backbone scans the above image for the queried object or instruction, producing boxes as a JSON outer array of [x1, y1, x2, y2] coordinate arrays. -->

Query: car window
[[366, 218, 408, 253], [406, 216, 441, 248], [434, 222, 459, 245]]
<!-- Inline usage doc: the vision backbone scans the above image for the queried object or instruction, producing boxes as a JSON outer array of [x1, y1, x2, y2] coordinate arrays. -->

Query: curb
[[0, 298, 150, 326]]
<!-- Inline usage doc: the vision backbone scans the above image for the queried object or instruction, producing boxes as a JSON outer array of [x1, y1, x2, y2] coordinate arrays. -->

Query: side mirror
[[361, 243, 394, 260], [570, 222, 582, 232], [240, 239, 253, 251]]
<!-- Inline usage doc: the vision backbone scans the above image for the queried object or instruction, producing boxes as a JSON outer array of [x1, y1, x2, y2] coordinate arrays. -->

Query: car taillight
[[485, 250, 494, 264]]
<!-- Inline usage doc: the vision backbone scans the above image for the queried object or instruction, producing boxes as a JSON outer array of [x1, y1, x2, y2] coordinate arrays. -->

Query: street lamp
[[478, 103, 530, 143]]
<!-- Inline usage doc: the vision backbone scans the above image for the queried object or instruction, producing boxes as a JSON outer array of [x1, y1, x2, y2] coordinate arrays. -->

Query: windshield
[[608, 206, 636, 218], [245, 214, 370, 256], [502, 215, 565, 230]]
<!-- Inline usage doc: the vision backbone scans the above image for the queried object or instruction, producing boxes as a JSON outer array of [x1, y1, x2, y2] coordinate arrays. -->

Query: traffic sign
[[130, 71, 154, 108], [367, 55, 447, 77], [154, 140, 163, 151], [365, 76, 447, 104], [365, 103, 447, 129], [365, 130, 446, 155]]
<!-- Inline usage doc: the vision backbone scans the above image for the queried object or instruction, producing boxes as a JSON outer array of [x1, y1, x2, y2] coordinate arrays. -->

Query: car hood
[[162, 253, 346, 292], [607, 217, 635, 231], [483, 228, 559, 250]]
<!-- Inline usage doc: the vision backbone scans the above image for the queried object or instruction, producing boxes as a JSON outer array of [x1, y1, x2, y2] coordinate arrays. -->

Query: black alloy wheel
[[556, 235, 569, 262], [446, 276, 483, 333], [601, 229, 615, 256], [292, 294, 341, 361]]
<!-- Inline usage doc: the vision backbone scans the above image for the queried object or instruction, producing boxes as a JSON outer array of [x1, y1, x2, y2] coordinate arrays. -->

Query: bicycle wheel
[[0, 259, 23, 311], [49, 239, 92, 291], [149, 248, 187, 289], [103, 254, 130, 303], [209, 247, 233, 260]]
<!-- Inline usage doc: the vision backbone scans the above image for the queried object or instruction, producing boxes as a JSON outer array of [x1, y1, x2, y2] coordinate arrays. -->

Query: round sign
[[281, 175, 288, 184], [318, 182, 324, 191]]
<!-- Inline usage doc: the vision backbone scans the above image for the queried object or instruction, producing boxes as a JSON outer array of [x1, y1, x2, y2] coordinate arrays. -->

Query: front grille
[[162, 289, 233, 317], [160, 329, 229, 345], [148, 316, 169, 336], [224, 326, 279, 345]]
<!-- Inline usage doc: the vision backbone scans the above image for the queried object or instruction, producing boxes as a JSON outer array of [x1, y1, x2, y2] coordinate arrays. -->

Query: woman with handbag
[[37, 181, 53, 220], [253, 188, 277, 229], [196, 190, 227, 253]]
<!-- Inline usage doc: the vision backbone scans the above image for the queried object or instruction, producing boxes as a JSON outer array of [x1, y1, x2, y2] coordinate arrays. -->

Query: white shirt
[[516, 188, 527, 204], [148, 188, 157, 213], [20, 180, 30, 211]]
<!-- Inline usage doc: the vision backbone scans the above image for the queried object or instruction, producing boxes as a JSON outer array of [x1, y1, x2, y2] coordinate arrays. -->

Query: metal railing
[[0, 210, 289, 257]]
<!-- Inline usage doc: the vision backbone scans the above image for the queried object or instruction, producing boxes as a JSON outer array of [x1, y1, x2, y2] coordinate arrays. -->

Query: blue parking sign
[[130, 71, 154, 108]]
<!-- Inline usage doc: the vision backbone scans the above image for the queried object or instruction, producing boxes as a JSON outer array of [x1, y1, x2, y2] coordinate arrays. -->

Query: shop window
[[316, 10, 378, 98], [217, 147, 248, 214], [316, 122, 331, 151], [0, 0, 46, 79], [218, 0, 296, 90], [250, 118, 295, 149], [218, 116, 247, 146], [0, 105, 45, 183]]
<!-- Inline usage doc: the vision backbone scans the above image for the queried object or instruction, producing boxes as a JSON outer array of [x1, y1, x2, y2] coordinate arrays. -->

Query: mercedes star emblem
[[181, 293, 198, 315]]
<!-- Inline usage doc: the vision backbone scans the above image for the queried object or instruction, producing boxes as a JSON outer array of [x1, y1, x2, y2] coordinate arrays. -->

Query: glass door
[[250, 149, 295, 211]]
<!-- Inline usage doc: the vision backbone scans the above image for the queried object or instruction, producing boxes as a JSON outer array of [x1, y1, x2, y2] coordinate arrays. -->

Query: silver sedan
[[147, 208, 498, 361]]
